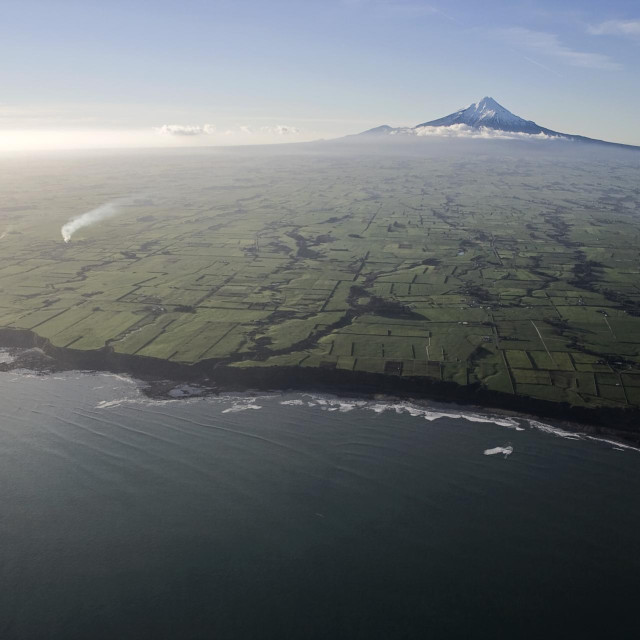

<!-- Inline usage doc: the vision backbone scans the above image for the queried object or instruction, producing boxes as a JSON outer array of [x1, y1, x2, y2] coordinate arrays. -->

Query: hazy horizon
[[3, 5, 640, 632], [2, 0, 640, 151]]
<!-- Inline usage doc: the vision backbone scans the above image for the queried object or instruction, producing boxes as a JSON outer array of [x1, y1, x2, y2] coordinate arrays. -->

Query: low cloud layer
[[156, 123, 300, 137], [155, 124, 216, 136], [0, 124, 313, 152], [405, 124, 565, 141], [262, 125, 300, 135]]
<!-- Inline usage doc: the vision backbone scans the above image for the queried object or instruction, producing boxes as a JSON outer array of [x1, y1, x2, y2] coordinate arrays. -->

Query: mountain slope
[[416, 97, 544, 134], [358, 97, 638, 149]]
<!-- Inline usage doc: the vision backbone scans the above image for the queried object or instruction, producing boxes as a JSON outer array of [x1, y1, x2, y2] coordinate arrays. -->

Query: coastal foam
[[222, 402, 263, 414]]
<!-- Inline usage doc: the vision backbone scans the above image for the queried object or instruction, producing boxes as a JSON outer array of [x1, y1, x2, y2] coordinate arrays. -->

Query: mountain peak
[[416, 97, 540, 133], [478, 96, 499, 106], [354, 97, 640, 150], [470, 96, 508, 116]]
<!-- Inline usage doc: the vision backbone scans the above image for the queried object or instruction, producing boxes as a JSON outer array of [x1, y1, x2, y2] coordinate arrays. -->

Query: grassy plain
[[1, 141, 640, 410]]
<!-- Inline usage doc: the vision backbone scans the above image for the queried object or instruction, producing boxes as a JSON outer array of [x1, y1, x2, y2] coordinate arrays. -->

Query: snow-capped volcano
[[357, 97, 638, 149], [415, 97, 544, 134]]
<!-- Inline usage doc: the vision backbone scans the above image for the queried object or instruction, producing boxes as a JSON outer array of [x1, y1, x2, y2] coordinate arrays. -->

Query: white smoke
[[61, 201, 123, 243]]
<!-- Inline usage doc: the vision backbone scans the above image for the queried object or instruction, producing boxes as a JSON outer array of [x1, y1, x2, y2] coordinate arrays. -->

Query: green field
[[1, 142, 640, 410]]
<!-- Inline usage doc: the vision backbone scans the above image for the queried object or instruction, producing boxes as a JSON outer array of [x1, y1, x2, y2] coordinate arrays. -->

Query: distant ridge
[[358, 97, 639, 150]]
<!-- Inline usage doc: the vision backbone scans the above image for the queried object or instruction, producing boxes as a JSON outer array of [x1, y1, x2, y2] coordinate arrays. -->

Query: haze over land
[[1, 138, 640, 438]]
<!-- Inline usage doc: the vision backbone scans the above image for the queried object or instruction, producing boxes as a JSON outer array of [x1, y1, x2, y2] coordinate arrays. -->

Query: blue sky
[[1, 0, 639, 148]]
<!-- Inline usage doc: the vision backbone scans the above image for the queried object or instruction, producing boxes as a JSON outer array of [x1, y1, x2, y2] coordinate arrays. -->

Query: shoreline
[[1, 326, 639, 446]]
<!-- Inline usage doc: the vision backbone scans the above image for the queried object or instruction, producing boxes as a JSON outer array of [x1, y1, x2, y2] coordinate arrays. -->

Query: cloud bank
[[402, 124, 566, 141], [0, 123, 311, 152], [156, 123, 300, 137], [155, 124, 216, 136], [262, 125, 300, 135]]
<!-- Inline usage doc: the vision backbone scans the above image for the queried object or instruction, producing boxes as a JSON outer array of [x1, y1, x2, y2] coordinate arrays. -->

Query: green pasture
[[1, 148, 639, 409]]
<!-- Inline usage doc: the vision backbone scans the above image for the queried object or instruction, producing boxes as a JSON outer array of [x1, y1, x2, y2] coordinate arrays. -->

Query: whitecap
[[586, 436, 640, 453], [221, 403, 262, 414], [102, 373, 137, 385], [336, 401, 364, 412], [96, 398, 130, 409], [528, 419, 582, 440], [362, 400, 522, 429], [0, 350, 16, 365], [484, 445, 513, 457]]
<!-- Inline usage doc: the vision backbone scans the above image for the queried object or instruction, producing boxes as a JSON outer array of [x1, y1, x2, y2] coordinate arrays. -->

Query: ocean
[[1, 365, 639, 639]]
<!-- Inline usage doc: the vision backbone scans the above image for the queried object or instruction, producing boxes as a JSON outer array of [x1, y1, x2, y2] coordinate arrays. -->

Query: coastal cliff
[[1, 326, 638, 445]]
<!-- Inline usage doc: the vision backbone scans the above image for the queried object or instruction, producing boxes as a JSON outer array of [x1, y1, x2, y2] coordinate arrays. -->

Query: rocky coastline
[[1, 326, 639, 445]]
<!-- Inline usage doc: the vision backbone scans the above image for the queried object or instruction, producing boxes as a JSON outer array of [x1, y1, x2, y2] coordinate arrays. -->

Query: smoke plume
[[61, 201, 123, 243]]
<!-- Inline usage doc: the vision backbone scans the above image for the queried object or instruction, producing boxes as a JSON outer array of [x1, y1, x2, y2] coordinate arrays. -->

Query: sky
[[1, 0, 639, 150]]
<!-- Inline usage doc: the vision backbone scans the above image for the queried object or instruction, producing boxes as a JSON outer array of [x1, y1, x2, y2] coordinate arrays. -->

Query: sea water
[[1, 367, 639, 639]]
